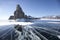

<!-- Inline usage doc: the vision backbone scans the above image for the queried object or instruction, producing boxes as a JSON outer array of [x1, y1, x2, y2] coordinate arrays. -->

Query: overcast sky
[[0, 0, 60, 20]]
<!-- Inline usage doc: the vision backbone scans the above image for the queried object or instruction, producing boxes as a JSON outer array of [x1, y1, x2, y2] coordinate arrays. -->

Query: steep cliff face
[[9, 4, 27, 20], [14, 4, 25, 19]]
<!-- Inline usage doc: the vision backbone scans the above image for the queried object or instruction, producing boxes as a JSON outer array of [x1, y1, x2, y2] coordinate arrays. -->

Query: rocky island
[[9, 4, 28, 20]]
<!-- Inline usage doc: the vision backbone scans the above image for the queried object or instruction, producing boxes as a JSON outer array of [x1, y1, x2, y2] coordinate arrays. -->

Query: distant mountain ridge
[[41, 15, 60, 19]]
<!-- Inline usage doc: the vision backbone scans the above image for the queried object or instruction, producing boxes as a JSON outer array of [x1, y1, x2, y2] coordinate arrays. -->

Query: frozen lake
[[0, 19, 60, 40]]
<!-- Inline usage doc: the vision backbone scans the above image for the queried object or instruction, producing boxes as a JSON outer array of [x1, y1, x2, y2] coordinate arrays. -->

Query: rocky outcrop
[[9, 16, 14, 19], [14, 4, 25, 19], [9, 4, 27, 20]]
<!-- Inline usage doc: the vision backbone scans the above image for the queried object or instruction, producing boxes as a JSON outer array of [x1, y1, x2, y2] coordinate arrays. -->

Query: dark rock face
[[9, 4, 26, 20], [14, 4, 25, 19], [9, 16, 14, 19]]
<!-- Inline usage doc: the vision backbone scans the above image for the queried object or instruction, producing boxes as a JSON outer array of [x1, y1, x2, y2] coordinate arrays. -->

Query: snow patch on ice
[[0, 20, 33, 26]]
